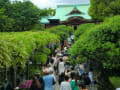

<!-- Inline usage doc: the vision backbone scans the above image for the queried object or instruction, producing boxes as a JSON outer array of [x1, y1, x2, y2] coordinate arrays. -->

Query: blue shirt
[[43, 75, 54, 90]]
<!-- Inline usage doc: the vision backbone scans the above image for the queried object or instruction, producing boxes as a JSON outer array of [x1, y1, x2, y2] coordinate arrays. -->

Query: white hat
[[49, 67, 53, 73], [64, 47, 67, 50]]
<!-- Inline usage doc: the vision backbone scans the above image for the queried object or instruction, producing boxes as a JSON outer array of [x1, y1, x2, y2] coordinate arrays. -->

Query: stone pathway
[[54, 74, 60, 90], [87, 85, 97, 90]]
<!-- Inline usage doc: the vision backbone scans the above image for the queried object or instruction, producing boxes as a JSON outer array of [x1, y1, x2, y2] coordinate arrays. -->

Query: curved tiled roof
[[40, 4, 91, 24]]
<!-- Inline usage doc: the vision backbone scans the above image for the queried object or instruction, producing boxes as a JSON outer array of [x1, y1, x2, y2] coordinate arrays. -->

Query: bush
[[46, 25, 74, 41], [69, 15, 120, 89], [0, 31, 60, 69], [109, 77, 120, 88], [70, 15, 120, 69], [74, 23, 95, 41]]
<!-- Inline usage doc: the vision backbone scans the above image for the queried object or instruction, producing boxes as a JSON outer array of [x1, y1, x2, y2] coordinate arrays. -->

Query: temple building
[[40, 4, 91, 29]]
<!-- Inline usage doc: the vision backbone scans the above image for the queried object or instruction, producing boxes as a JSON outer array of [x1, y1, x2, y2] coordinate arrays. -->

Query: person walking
[[58, 58, 65, 75], [30, 71, 44, 90], [88, 68, 94, 90], [59, 72, 65, 85], [43, 69, 54, 90], [60, 76, 71, 90], [3, 80, 12, 90], [71, 73, 80, 90], [49, 67, 56, 90], [88, 68, 94, 87]]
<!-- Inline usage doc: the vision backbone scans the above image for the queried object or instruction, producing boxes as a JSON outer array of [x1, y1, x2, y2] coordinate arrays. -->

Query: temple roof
[[40, 4, 91, 24], [40, 16, 51, 24]]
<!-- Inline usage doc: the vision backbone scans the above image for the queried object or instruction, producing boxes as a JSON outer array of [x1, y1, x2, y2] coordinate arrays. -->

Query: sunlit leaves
[[0, 31, 60, 69]]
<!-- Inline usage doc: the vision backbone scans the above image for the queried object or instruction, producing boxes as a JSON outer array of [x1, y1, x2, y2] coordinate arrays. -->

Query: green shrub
[[109, 77, 120, 88], [74, 23, 96, 41], [70, 15, 120, 69], [69, 15, 120, 89], [0, 31, 60, 69], [46, 25, 74, 41]]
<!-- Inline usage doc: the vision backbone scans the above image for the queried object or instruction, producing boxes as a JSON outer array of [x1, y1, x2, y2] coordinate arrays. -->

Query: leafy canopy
[[74, 23, 95, 41], [46, 25, 74, 41], [0, 31, 59, 69], [89, 0, 120, 21], [0, 0, 55, 32], [70, 15, 120, 70]]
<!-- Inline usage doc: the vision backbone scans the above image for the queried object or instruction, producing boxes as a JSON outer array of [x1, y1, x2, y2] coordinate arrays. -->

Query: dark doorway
[[74, 25, 77, 30]]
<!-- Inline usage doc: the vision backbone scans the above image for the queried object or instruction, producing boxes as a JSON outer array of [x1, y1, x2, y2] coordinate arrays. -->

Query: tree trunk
[[5, 67, 7, 80], [13, 68, 17, 88]]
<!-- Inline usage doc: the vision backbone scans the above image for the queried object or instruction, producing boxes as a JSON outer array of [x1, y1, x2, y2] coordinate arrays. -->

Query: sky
[[11, 0, 90, 9]]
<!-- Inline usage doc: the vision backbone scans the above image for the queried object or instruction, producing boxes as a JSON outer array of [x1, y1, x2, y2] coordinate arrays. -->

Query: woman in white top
[[60, 76, 71, 90], [58, 58, 65, 75], [88, 68, 94, 87]]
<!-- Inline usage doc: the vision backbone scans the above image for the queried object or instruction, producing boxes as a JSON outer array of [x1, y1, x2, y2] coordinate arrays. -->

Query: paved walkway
[[54, 75, 60, 90], [52, 35, 97, 90]]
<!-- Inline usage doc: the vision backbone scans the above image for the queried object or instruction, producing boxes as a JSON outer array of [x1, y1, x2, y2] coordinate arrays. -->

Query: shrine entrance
[[63, 16, 86, 30], [74, 25, 77, 30]]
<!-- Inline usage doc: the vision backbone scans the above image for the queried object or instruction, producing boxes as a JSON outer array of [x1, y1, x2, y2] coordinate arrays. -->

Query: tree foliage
[[89, 0, 120, 21], [0, 9, 14, 32], [8, 1, 41, 31], [40, 8, 56, 16], [70, 15, 120, 69], [0, 0, 55, 32], [46, 25, 74, 41], [70, 16, 120, 89], [74, 23, 95, 41], [0, 31, 60, 69]]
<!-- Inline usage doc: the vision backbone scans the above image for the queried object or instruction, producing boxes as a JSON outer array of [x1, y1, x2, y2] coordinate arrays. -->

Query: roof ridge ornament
[[74, 5, 77, 8], [66, 5, 83, 16]]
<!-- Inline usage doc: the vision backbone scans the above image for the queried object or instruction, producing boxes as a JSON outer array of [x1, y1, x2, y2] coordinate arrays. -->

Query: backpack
[[79, 69, 84, 76]]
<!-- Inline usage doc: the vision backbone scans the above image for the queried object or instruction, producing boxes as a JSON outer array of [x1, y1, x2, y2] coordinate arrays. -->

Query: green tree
[[74, 23, 95, 41], [46, 25, 74, 41], [47, 8, 56, 16], [70, 16, 120, 89], [0, 0, 10, 9], [0, 9, 14, 32], [40, 8, 56, 16], [0, 0, 55, 32], [89, 0, 120, 22], [9, 1, 40, 31]]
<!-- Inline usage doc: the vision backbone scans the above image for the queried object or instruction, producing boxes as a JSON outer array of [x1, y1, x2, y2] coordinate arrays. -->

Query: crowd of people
[[1, 35, 95, 90], [29, 35, 95, 90]]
